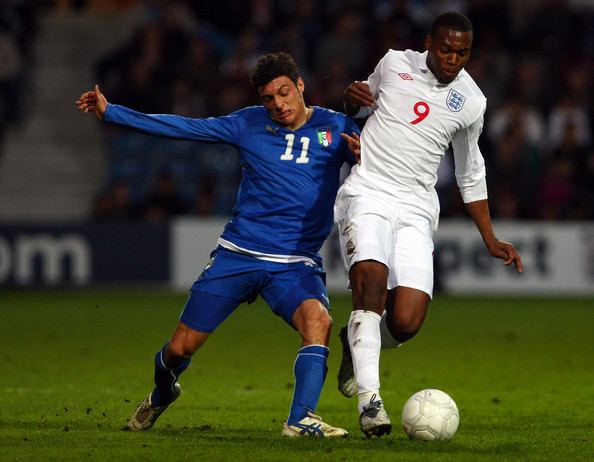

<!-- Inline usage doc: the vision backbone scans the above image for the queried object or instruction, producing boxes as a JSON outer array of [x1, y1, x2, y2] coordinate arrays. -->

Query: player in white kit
[[334, 12, 524, 438]]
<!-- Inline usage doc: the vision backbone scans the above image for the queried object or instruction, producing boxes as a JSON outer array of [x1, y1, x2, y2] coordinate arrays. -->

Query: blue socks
[[151, 343, 191, 407], [150, 342, 329, 421], [287, 345, 329, 425]]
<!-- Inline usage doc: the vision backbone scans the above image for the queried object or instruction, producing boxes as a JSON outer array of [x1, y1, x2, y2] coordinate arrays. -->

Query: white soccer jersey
[[345, 49, 488, 229]]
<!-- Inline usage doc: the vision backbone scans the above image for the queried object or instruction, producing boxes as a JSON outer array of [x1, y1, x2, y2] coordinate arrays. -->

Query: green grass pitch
[[1, 289, 593, 461]]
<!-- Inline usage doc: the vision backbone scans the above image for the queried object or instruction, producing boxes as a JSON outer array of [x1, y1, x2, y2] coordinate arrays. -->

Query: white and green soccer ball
[[401, 389, 459, 441]]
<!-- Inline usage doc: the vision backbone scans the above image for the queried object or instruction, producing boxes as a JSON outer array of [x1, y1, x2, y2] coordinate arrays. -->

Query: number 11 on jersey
[[280, 133, 310, 163]]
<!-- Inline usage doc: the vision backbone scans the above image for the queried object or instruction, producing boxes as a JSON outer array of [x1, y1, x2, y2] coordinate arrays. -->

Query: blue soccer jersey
[[104, 104, 358, 260]]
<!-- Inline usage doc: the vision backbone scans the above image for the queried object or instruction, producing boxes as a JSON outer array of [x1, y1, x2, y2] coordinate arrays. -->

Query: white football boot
[[127, 383, 181, 431], [359, 394, 392, 438], [282, 412, 348, 438]]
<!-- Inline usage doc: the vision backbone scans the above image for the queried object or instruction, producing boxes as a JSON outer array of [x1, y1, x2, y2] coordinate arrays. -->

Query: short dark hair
[[430, 12, 473, 39], [250, 52, 300, 91]]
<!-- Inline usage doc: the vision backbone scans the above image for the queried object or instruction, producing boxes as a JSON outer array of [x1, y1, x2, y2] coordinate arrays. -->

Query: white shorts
[[334, 184, 435, 298]]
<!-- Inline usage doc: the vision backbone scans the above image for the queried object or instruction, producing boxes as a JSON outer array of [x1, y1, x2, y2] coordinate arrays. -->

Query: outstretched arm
[[465, 199, 523, 272], [75, 84, 238, 143], [76, 84, 107, 120]]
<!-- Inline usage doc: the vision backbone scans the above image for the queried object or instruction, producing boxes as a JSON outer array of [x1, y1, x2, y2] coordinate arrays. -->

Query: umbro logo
[[398, 73, 413, 80]]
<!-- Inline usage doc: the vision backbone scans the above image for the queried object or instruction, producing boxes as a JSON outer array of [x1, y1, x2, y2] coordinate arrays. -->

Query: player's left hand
[[341, 131, 361, 164], [487, 239, 523, 273]]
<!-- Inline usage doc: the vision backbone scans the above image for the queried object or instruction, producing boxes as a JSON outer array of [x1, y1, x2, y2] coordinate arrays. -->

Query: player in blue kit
[[76, 52, 358, 437]]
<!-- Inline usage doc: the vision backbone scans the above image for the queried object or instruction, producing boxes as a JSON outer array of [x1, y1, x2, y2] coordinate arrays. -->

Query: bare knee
[[303, 310, 332, 342], [387, 287, 430, 343], [350, 260, 388, 313], [292, 300, 332, 346], [390, 312, 423, 342]]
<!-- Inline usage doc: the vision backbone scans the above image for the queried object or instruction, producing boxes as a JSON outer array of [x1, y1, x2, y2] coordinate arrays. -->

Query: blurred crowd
[[0, 2, 37, 143], [5, 0, 594, 222]]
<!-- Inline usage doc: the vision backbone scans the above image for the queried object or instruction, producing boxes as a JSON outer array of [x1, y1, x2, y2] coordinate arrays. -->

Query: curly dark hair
[[250, 52, 300, 92]]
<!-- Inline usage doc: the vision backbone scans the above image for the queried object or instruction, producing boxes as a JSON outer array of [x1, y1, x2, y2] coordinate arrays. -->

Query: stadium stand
[[0, 3, 138, 222], [0, 0, 593, 223]]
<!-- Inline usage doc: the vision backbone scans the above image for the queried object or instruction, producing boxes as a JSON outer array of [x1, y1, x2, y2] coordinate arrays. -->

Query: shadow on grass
[[1, 420, 552, 462], [150, 424, 530, 457]]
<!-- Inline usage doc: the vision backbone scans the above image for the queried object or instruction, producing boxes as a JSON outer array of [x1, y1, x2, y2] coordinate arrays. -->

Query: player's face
[[258, 76, 307, 129], [425, 27, 472, 84]]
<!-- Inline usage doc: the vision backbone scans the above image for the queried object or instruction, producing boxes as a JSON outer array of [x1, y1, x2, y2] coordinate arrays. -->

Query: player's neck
[[288, 105, 313, 131]]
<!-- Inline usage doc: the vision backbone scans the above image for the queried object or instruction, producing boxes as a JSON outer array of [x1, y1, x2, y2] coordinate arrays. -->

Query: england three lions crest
[[446, 89, 466, 112]]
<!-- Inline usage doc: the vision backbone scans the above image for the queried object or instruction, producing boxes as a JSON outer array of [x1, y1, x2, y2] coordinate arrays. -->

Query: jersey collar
[[270, 106, 317, 132]]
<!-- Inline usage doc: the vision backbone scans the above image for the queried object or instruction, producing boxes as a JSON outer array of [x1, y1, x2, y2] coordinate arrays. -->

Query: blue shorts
[[179, 247, 329, 333]]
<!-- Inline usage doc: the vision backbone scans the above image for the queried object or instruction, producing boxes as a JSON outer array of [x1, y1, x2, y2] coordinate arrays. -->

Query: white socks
[[348, 310, 382, 414], [349, 309, 403, 413], [379, 310, 402, 349]]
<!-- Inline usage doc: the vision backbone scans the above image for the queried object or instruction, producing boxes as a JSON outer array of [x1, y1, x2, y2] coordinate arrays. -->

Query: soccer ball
[[401, 389, 459, 441]]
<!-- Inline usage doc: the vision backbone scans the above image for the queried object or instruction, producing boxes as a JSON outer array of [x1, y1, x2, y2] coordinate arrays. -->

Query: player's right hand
[[75, 84, 108, 120], [341, 131, 361, 164], [344, 81, 375, 107]]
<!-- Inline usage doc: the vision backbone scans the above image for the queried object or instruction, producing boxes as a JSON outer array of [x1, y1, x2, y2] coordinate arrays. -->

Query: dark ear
[[424, 34, 432, 51]]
